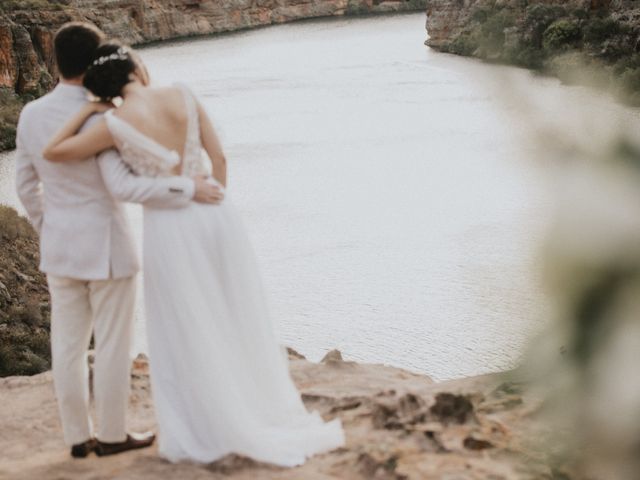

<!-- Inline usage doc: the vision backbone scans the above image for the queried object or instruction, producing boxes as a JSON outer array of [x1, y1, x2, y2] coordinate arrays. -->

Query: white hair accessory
[[91, 47, 130, 67]]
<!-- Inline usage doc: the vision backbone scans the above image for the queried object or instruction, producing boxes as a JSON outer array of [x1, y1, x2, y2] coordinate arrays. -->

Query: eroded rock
[[429, 392, 475, 425]]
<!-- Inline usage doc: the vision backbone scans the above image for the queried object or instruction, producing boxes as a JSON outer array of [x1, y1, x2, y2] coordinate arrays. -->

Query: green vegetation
[[0, 206, 51, 377], [583, 16, 622, 44], [345, 0, 370, 16], [478, 8, 515, 55], [542, 19, 582, 51], [442, 4, 640, 106], [522, 4, 568, 48], [0, 89, 26, 151]]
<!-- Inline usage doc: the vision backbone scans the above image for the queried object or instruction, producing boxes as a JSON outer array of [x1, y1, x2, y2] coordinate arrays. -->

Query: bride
[[43, 42, 344, 465]]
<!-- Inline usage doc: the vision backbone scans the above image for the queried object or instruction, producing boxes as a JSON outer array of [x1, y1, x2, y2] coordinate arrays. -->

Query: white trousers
[[47, 275, 136, 446]]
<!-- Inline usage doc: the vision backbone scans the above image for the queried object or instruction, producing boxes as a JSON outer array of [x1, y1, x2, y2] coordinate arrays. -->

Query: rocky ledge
[[425, 0, 640, 104], [0, 348, 565, 480], [0, 0, 427, 151]]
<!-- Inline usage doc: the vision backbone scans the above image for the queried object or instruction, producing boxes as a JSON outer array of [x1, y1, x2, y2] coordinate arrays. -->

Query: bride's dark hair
[[83, 42, 137, 101]]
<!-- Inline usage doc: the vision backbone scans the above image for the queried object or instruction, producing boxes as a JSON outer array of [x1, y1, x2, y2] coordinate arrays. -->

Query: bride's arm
[[197, 102, 227, 188], [43, 103, 115, 162]]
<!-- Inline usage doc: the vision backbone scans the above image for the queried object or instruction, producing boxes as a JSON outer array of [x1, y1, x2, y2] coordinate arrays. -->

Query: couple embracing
[[16, 22, 344, 465]]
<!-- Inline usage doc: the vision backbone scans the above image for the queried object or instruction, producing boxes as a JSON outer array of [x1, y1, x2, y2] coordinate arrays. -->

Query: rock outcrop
[[0, 0, 426, 151], [0, 349, 563, 480], [425, 0, 640, 104]]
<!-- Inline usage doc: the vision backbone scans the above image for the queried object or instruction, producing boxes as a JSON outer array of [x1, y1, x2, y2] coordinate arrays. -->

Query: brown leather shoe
[[70, 438, 97, 458], [95, 432, 156, 457]]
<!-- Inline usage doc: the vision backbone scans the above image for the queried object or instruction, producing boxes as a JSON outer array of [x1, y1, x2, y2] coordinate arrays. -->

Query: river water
[[3, 13, 639, 380]]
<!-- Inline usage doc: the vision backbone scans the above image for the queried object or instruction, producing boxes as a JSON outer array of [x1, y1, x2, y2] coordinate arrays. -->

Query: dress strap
[[174, 83, 201, 162], [173, 82, 211, 177]]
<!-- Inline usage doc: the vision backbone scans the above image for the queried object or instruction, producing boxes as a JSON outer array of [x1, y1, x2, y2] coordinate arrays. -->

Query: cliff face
[[1, 0, 426, 94], [425, 0, 640, 49], [0, 0, 426, 151], [425, 0, 640, 103]]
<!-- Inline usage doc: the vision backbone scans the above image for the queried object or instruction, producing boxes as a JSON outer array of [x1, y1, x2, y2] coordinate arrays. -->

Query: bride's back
[[116, 86, 190, 161]]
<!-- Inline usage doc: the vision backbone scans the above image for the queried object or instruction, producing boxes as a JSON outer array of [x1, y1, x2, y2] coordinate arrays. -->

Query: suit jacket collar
[[53, 82, 89, 100]]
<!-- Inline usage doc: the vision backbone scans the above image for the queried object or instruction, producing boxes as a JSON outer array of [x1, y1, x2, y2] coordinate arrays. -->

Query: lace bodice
[[104, 83, 210, 178]]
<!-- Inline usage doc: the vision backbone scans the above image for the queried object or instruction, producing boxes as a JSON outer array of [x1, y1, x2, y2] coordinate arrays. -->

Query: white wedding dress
[[104, 84, 344, 465]]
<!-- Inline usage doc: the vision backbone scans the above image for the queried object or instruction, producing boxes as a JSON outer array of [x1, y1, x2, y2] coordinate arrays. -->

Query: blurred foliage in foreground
[[442, 3, 640, 105], [517, 117, 640, 477], [0, 206, 51, 376]]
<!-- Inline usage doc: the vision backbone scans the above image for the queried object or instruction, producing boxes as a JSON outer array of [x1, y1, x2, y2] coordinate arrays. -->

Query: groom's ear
[[54, 22, 105, 80]]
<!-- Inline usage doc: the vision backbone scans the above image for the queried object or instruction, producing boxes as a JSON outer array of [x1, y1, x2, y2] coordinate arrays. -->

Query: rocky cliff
[[0, 0, 426, 151], [0, 206, 50, 377], [425, 0, 640, 104], [0, 350, 567, 480]]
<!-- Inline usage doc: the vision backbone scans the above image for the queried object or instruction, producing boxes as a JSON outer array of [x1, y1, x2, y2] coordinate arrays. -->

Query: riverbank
[[0, 0, 427, 151], [425, 0, 640, 106], [0, 349, 566, 480]]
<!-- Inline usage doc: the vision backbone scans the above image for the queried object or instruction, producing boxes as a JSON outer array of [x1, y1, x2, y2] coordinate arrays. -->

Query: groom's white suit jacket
[[16, 83, 195, 280]]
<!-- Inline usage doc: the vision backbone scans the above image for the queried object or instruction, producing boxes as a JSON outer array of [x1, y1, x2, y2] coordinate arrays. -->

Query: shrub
[[471, 6, 492, 24], [0, 125, 17, 151], [479, 9, 516, 54], [570, 8, 590, 20], [543, 20, 582, 52], [450, 32, 479, 56], [524, 4, 569, 48], [505, 44, 546, 70], [0, 88, 25, 151], [0, 330, 50, 377], [613, 54, 640, 75], [345, 0, 370, 15], [0, 206, 51, 377], [0, 205, 34, 241], [583, 17, 621, 44], [525, 4, 568, 24], [618, 67, 640, 105]]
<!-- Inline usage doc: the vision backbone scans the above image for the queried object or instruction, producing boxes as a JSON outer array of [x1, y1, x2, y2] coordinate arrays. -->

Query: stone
[[286, 346, 306, 359], [321, 348, 344, 363], [429, 392, 475, 424]]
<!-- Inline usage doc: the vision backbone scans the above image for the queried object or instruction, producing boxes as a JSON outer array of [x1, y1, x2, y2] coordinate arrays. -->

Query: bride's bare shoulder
[[151, 85, 184, 99]]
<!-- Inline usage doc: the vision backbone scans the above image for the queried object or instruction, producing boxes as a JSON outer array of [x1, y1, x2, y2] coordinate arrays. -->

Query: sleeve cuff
[[183, 177, 195, 200]]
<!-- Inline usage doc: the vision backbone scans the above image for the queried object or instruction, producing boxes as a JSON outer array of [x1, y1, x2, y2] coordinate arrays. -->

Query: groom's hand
[[193, 175, 224, 204]]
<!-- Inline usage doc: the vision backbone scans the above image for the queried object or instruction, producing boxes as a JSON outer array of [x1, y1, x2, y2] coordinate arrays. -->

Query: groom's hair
[[54, 22, 105, 79]]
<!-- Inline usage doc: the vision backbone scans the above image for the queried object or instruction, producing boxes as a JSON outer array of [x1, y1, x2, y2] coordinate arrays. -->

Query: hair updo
[[83, 43, 137, 101]]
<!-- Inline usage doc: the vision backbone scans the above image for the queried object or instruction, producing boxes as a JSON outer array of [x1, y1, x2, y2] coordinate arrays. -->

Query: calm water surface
[[3, 14, 637, 379]]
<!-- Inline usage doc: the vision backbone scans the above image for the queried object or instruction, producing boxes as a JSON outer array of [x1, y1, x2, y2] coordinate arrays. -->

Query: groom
[[15, 22, 223, 458]]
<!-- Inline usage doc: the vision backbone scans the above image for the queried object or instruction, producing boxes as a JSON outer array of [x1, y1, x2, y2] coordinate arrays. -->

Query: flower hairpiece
[[92, 47, 130, 67]]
